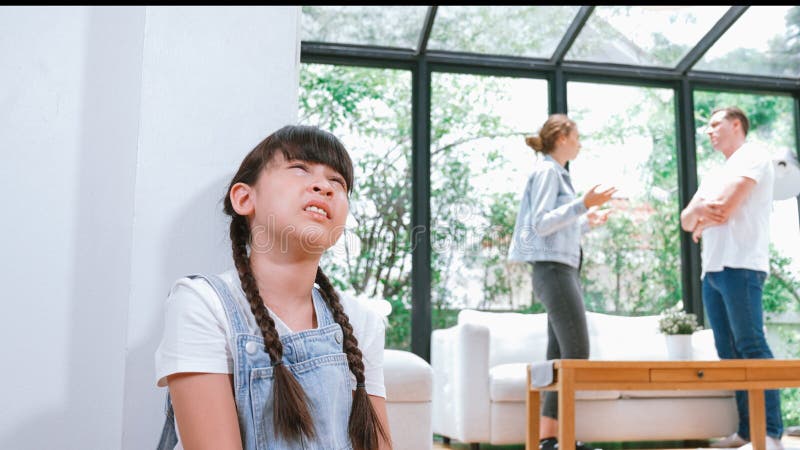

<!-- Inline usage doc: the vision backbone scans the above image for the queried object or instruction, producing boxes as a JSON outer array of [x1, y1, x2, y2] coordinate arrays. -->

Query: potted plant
[[658, 307, 703, 360]]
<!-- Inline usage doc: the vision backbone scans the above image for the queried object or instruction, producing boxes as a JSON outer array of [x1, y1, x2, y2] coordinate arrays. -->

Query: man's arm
[[703, 176, 756, 223], [680, 192, 725, 232], [680, 193, 704, 232], [682, 175, 756, 241]]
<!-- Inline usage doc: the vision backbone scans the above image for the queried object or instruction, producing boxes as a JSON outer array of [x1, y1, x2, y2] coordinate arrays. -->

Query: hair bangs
[[273, 126, 354, 193]]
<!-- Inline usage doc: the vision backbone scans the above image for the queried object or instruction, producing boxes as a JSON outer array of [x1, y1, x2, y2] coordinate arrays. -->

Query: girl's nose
[[311, 179, 334, 197]]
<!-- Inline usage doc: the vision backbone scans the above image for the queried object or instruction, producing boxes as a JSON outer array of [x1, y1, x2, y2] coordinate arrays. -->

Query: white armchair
[[384, 349, 434, 450]]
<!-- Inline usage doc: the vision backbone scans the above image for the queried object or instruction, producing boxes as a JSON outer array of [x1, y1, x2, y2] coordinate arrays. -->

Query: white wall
[[122, 6, 300, 449], [0, 6, 300, 449]]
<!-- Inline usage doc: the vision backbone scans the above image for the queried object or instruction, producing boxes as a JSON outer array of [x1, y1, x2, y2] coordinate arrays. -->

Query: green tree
[[571, 84, 682, 315]]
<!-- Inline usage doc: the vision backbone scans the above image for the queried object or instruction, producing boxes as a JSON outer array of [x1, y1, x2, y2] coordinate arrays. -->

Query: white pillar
[[123, 6, 300, 448]]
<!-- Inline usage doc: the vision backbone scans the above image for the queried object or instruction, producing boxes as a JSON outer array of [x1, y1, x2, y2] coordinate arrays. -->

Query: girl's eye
[[289, 163, 308, 172]]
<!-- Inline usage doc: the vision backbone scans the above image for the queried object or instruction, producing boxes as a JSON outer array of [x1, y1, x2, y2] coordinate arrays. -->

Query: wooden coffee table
[[526, 360, 800, 450]]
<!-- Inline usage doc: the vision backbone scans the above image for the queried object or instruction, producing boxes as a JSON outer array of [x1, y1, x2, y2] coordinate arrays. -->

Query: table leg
[[748, 389, 766, 450], [527, 387, 540, 450], [558, 368, 576, 450]]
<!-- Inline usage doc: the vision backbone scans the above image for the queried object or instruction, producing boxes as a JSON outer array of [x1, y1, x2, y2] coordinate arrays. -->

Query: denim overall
[[157, 274, 354, 450]]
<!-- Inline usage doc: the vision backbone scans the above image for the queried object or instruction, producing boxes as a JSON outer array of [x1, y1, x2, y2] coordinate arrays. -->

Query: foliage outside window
[[299, 64, 413, 350], [429, 73, 549, 332], [568, 82, 682, 315]]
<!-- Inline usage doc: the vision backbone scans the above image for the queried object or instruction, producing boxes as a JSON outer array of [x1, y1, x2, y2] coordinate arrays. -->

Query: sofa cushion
[[458, 309, 549, 367], [383, 349, 433, 403], [691, 329, 722, 360], [587, 313, 722, 362], [587, 312, 668, 360], [459, 310, 721, 366], [489, 363, 621, 402]]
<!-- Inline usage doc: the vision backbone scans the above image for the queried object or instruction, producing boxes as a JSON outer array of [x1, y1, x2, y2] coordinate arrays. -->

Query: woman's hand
[[583, 184, 617, 209], [586, 206, 612, 228]]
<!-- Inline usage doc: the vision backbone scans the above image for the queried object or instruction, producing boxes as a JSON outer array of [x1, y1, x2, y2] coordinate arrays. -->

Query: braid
[[229, 215, 315, 441], [315, 268, 391, 450]]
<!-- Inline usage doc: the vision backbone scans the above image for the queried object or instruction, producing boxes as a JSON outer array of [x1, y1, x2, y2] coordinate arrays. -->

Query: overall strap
[[156, 393, 178, 450], [190, 274, 249, 336], [311, 286, 335, 327]]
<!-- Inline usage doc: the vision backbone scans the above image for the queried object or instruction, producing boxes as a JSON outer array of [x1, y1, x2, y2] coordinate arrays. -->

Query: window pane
[[299, 64, 413, 350], [568, 82, 682, 315], [428, 6, 581, 58], [301, 6, 428, 49], [567, 6, 729, 67], [693, 91, 800, 315], [694, 6, 800, 78], [430, 73, 548, 330]]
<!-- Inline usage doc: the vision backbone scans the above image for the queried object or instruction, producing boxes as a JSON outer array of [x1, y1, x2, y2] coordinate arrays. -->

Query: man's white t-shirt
[[155, 268, 387, 398], [697, 142, 774, 277]]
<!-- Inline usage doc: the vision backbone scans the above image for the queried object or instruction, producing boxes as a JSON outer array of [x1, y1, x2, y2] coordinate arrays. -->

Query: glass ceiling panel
[[427, 6, 581, 58], [301, 6, 428, 49], [566, 6, 729, 67], [694, 6, 799, 78]]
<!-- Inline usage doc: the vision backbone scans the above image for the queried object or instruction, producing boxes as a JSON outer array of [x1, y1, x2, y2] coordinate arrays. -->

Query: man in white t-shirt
[[680, 106, 783, 450]]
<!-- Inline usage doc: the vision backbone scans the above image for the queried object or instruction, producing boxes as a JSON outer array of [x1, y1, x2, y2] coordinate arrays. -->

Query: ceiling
[[301, 6, 800, 82]]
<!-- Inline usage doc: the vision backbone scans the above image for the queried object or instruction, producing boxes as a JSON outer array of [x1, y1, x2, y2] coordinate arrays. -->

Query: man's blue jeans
[[703, 267, 783, 440]]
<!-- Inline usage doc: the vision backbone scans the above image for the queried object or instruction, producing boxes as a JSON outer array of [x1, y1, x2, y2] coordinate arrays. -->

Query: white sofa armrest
[[431, 322, 491, 443]]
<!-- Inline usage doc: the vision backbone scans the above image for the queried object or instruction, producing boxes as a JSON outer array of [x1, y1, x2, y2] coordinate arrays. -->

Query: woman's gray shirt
[[507, 154, 589, 268]]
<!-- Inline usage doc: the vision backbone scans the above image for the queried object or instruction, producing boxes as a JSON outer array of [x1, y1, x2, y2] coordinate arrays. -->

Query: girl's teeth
[[306, 206, 327, 217]]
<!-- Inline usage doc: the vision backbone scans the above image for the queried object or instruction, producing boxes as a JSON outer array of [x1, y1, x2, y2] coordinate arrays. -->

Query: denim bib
[[157, 274, 354, 450]]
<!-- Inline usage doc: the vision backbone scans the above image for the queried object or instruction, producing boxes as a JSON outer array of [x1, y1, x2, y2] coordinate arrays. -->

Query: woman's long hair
[[222, 125, 389, 449]]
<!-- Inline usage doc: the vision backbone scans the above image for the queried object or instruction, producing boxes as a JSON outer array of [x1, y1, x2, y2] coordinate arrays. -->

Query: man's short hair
[[711, 106, 750, 137]]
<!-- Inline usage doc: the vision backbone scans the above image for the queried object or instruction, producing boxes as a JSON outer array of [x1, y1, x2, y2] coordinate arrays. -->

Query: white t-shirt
[[697, 142, 774, 276], [155, 268, 387, 398]]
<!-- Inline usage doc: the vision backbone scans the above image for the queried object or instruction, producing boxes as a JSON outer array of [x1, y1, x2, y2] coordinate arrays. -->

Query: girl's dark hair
[[222, 125, 389, 449], [525, 113, 576, 154]]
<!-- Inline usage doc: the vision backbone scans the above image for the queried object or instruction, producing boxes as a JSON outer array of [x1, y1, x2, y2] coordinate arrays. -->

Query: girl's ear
[[230, 182, 255, 216]]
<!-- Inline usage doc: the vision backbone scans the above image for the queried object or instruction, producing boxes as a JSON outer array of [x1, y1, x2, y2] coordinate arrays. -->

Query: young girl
[[508, 114, 616, 450], [155, 125, 392, 450]]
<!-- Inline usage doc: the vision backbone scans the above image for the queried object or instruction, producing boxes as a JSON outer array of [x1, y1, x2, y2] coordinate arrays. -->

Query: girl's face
[[245, 152, 350, 255]]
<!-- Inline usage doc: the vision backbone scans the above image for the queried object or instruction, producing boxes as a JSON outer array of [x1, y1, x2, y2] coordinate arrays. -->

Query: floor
[[432, 435, 800, 450]]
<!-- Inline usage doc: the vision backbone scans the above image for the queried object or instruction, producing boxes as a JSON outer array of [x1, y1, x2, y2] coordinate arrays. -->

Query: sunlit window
[[301, 6, 427, 49], [567, 82, 681, 315], [695, 6, 800, 78], [429, 73, 549, 330], [566, 6, 728, 67], [428, 6, 581, 58], [299, 63, 413, 350]]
